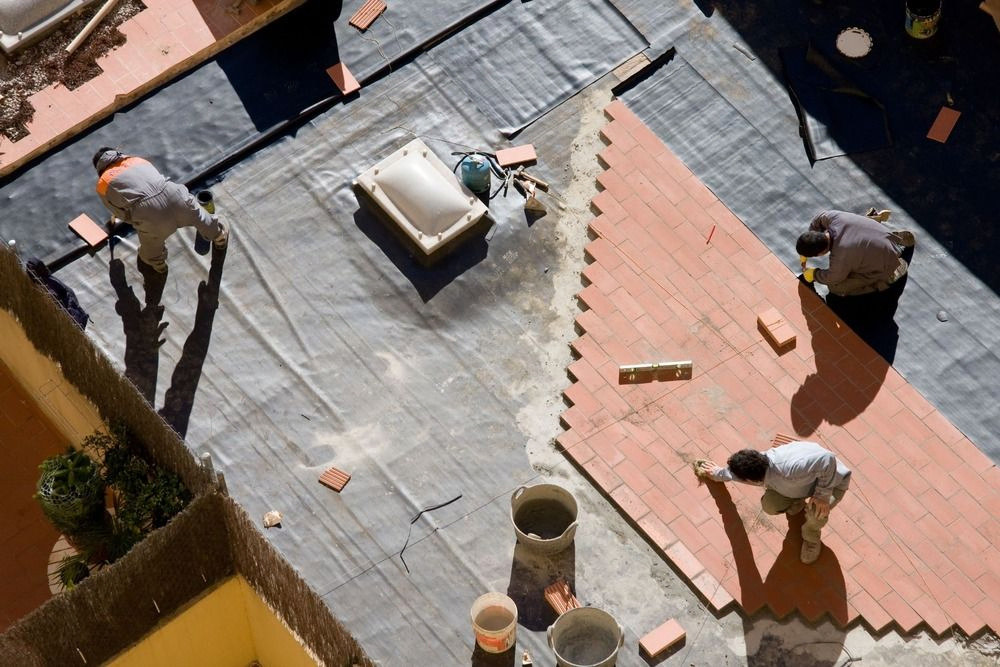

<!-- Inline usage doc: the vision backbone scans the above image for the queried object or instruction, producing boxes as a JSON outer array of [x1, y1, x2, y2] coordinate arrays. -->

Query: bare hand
[[694, 460, 721, 479], [808, 498, 830, 520]]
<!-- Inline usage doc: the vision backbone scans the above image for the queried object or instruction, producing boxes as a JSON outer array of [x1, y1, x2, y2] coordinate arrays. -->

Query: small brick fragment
[[639, 618, 686, 658], [544, 579, 581, 616], [495, 144, 537, 168], [927, 107, 960, 143], [327, 62, 360, 95], [319, 466, 351, 492], [68, 214, 108, 247], [757, 307, 796, 349]]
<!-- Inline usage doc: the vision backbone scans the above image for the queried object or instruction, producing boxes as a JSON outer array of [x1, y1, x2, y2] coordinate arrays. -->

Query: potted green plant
[[36, 426, 192, 590], [35, 448, 107, 540]]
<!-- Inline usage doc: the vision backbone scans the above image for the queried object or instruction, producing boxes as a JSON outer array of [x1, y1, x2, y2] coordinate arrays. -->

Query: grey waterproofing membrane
[[425, 0, 646, 135]]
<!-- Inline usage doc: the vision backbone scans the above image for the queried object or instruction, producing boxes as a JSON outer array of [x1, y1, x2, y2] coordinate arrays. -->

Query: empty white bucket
[[510, 483, 578, 555], [547, 607, 624, 667], [471, 592, 517, 653]]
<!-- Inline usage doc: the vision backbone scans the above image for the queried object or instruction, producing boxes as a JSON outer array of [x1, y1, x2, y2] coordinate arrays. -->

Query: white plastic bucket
[[510, 483, 579, 555], [547, 607, 624, 667], [471, 592, 517, 653]]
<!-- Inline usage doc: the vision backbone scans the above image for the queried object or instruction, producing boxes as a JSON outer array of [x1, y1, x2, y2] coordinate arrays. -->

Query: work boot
[[866, 208, 891, 223], [800, 540, 822, 564], [785, 499, 805, 516], [213, 221, 229, 250], [891, 230, 916, 248]]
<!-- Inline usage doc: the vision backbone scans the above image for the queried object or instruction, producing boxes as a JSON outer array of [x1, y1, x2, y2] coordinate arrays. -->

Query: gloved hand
[[799, 255, 808, 269], [803, 267, 816, 283]]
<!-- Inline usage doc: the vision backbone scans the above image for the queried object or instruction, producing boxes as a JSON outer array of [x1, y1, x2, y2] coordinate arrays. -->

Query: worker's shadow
[[158, 247, 227, 438], [826, 244, 915, 365], [109, 248, 226, 438], [110, 259, 169, 404], [706, 482, 847, 667], [790, 281, 890, 437]]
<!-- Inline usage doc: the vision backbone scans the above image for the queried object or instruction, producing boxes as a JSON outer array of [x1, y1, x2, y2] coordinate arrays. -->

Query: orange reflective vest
[[96, 156, 151, 197]]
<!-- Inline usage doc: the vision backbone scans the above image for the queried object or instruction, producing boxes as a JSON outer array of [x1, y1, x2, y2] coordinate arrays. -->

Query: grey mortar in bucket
[[547, 606, 625, 667], [510, 483, 579, 555]]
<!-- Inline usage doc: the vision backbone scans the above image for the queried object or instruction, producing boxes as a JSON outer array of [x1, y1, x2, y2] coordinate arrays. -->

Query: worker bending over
[[94, 147, 228, 274], [796, 209, 914, 297], [695, 440, 851, 564]]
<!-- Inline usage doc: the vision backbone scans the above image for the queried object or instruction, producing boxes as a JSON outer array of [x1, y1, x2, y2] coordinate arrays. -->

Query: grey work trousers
[[760, 487, 848, 544], [132, 182, 221, 270]]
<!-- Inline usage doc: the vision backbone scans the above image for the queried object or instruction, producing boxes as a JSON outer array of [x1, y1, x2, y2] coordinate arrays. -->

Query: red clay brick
[[640, 618, 685, 658], [318, 467, 351, 492], [495, 144, 536, 168], [910, 593, 953, 636], [665, 540, 705, 582], [582, 456, 622, 493], [599, 121, 637, 151], [598, 144, 635, 174], [611, 483, 650, 522], [879, 590, 922, 634], [544, 579, 581, 616], [326, 62, 360, 94], [637, 513, 678, 550], [851, 589, 893, 634], [941, 595, 985, 637]]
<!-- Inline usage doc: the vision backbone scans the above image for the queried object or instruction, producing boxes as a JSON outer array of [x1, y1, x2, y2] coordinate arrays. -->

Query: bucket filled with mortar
[[470, 592, 518, 653], [510, 483, 579, 555], [547, 606, 624, 667]]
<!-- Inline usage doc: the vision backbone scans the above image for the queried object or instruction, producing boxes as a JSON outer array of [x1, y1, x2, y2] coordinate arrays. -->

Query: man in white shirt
[[695, 441, 851, 564]]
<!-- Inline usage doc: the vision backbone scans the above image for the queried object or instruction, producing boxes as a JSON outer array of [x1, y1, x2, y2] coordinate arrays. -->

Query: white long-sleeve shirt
[[710, 441, 851, 503]]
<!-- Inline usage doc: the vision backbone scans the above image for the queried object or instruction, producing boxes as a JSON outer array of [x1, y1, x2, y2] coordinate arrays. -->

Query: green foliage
[[37, 425, 192, 590], [86, 425, 192, 533], [35, 448, 106, 536], [55, 553, 90, 591]]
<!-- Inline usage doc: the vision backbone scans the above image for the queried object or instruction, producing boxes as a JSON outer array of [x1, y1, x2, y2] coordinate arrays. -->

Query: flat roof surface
[[2, 0, 999, 665]]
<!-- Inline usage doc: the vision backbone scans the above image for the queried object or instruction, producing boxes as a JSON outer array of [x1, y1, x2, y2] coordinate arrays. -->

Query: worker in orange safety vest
[[94, 147, 229, 273]]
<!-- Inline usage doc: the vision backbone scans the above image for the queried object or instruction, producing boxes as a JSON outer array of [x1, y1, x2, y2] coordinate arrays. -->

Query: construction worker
[[94, 147, 228, 273], [695, 440, 851, 564], [796, 209, 914, 296]]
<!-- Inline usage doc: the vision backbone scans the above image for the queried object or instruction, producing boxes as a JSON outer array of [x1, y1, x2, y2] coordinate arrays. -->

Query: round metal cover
[[836, 27, 873, 58]]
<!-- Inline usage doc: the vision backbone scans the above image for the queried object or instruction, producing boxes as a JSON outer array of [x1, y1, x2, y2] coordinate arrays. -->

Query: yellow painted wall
[[239, 578, 323, 667], [0, 308, 104, 447], [106, 576, 319, 667]]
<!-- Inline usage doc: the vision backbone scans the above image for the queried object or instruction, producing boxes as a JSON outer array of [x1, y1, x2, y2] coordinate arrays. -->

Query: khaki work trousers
[[760, 487, 848, 544]]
